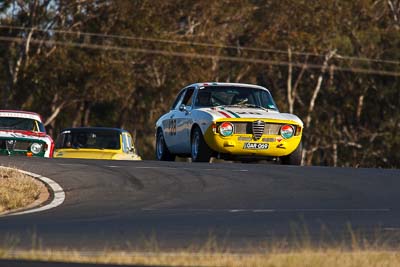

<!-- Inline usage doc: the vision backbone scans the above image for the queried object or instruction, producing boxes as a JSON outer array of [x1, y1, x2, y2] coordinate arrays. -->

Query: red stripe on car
[[218, 111, 231, 118]]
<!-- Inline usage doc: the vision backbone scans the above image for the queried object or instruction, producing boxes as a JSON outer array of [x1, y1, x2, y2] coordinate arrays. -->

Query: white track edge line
[[1, 167, 65, 217]]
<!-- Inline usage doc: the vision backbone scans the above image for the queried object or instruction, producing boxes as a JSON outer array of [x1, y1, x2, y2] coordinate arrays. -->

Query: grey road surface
[[0, 157, 399, 251]]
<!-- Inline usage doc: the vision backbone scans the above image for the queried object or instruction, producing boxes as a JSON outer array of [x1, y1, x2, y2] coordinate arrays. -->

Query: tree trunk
[[72, 101, 85, 127], [287, 47, 308, 113], [305, 50, 336, 128], [83, 101, 92, 126]]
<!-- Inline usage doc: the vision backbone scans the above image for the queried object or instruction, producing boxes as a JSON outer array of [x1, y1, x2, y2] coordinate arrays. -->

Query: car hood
[[0, 129, 47, 139], [199, 106, 303, 126], [53, 149, 119, 159]]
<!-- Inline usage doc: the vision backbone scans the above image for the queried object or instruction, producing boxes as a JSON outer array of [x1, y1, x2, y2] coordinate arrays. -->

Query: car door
[[163, 89, 185, 153], [167, 87, 194, 154], [173, 87, 195, 154]]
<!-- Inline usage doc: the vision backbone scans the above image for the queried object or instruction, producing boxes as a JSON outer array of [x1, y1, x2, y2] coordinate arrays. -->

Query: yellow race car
[[53, 127, 141, 160], [155, 82, 303, 164]]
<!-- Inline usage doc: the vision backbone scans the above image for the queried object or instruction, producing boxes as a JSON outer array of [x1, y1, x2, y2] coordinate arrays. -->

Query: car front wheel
[[280, 142, 302, 165], [191, 127, 213, 162], [156, 129, 176, 161]]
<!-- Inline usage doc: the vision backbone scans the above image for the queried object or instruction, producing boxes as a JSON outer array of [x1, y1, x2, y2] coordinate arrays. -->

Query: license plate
[[243, 143, 269, 150]]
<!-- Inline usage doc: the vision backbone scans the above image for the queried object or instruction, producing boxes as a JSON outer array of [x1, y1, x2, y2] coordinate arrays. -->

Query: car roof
[[60, 127, 128, 133], [0, 110, 43, 122], [186, 82, 268, 90]]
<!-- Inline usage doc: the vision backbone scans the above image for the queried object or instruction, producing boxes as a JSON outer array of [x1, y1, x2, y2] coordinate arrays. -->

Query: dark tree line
[[0, 0, 399, 168]]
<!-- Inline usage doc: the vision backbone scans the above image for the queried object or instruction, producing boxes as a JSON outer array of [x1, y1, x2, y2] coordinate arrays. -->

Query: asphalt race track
[[1, 157, 400, 251]]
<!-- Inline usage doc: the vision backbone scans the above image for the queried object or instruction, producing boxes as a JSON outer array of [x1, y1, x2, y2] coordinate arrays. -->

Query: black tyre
[[281, 142, 302, 165], [156, 129, 176, 161], [191, 127, 213, 162]]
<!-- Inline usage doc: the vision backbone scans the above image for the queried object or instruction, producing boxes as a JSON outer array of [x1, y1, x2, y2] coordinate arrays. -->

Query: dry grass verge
[[2, 231, 400, 267], [0, 167, 44, 213], [1, 249, 400, 267]]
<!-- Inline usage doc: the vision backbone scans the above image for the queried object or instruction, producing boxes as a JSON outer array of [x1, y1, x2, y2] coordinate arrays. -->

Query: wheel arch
[[190, 123, 202, 138], [156, 126, 163, 135], [156, 126, 171, 149]]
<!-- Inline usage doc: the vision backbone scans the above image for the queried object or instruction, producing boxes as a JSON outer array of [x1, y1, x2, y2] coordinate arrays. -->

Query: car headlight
[[30, 143, 43, 154], [280, 125, 294, 139], [219, 122, 234, 137]]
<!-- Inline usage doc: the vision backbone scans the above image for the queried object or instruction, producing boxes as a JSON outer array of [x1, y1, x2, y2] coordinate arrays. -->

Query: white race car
[[155, 82, 303, 164], [0, 110, 54, 157]]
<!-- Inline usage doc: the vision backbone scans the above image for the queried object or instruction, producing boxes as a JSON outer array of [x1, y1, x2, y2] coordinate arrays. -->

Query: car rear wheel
[[156, 129, 176, 161], [280, 142, 302, 165], [191, 127, 213, 162]]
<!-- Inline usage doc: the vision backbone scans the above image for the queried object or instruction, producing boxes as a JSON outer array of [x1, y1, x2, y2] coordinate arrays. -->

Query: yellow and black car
[[53, 127, 141, 160]]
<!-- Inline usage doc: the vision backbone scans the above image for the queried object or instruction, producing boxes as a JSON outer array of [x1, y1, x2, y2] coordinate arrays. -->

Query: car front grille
[[0, 139, 33, 151], [233, 122, 283, 135], [252, 120, 264, 140]]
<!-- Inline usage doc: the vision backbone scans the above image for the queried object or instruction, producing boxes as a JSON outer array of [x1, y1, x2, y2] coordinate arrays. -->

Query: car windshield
[[194, 86, 278, 110], [55, 130, 121, 150], [0, 117, 45, 132]]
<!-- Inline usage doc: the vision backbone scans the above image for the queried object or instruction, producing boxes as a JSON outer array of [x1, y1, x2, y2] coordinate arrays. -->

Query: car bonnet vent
[[252, 120, 265, 140]]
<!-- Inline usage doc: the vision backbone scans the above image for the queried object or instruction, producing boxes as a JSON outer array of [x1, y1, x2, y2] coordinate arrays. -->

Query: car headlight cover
[[30, 143, 43, 154], [219, 122, 234, 137], [281, 125, 294, 139]]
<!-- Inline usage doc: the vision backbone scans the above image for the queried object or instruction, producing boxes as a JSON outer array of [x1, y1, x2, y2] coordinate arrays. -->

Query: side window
[[122, 133, 129, 153], [171, 89, 186, 110], [38, 122, 46, 133], [181, 87, 195, 107], [55, 133, 66, 149], [127, 133, 135, 153]]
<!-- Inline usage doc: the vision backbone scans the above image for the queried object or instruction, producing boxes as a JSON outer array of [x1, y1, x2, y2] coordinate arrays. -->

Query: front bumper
[[0, 138, 47, 157], [203, 123, 302, 157]]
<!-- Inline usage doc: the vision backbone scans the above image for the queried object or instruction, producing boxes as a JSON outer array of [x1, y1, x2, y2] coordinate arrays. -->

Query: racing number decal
[[168, 119, 177, 136]]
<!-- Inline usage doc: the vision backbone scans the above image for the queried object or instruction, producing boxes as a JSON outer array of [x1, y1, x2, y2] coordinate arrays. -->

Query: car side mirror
[[179, 104, 187, 112]]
